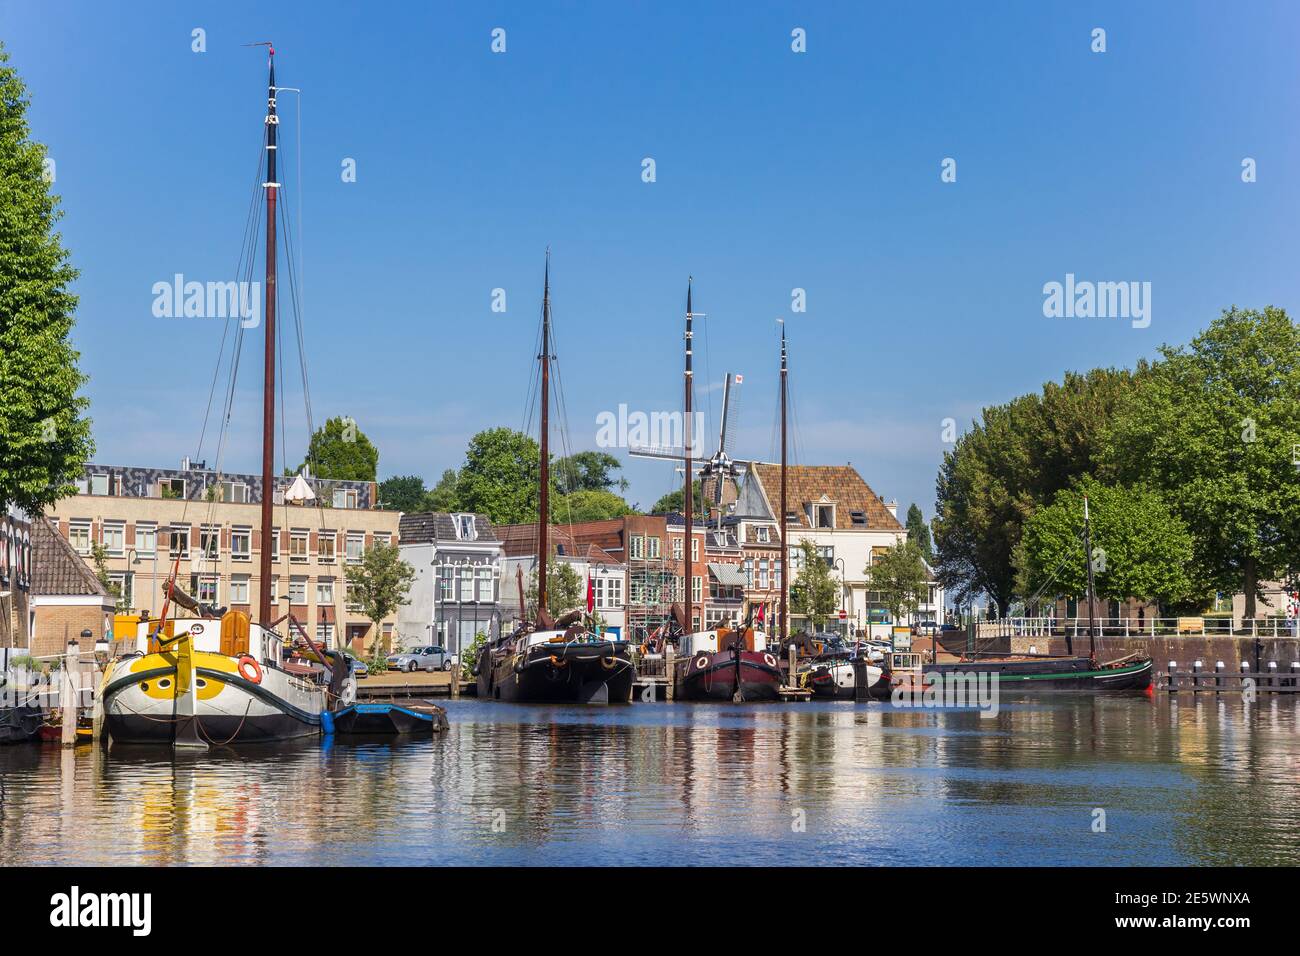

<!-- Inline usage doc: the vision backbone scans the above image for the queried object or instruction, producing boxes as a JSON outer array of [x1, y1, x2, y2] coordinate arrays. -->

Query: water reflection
[[0, 696, 1296, 865]]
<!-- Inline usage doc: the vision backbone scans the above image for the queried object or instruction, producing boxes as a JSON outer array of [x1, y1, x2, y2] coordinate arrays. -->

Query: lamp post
[[833, 557, 849, 637]]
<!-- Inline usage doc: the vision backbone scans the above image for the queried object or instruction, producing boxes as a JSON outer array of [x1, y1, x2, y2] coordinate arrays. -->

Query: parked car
[[386, 645, 455, 672], [347, 657, 369, 678]]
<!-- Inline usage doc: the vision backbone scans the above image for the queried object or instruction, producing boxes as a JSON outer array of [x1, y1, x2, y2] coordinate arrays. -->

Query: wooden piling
[[60, 639, 78, 748], [665, 646, 675, 701]]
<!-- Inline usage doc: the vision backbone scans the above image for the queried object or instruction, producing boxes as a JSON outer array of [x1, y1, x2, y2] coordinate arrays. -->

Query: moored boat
[[676, 626, 781, 702], [331, 701, 448, 734], [925, 654, 1153, 690], [808, 655, 889, 700]]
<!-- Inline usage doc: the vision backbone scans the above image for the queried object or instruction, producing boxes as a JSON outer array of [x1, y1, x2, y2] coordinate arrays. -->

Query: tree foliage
[[932, 367, 1135, 614], [555, 451, 625, 495], [864, 539, 929, 624], [557, 488, 636, 523], [526, 561, 582, 617], [904, 503, 932, 562], [1016, 478, 1200, 610], [650, 480, 703, 516], [453, 427, 550, 525], [1101, 307, 1300, 615], [789, 540, 839, 632], [299, 416, 378, 482], [0, 44, 93, 515], [343, 542, 415, 653], [377, 474, 427, 512]]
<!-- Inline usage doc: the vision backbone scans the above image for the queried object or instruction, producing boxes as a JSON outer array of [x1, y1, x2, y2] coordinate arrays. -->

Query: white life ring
[[763, 653, 777, 668], [694, 656, 708, 670]]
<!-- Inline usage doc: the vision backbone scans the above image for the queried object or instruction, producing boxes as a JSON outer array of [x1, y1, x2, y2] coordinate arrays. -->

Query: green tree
[[299, 416, 378, 481], [789, 540, 839, 632], [933, 367, 1136, 615], [904, 503, 932, 562], [343, 542, 415, 659], [455, 428, 558, 525], [0, 45, 94, 516], [526, 561, 582, 617], [557, 488, 636, 522], [650, 480, 703, 516], [1102, 307, 1300, 619], [424, 468, 460, 511], [555, 451, 625, 494], [378, 474, 427, 512], [865, 539, 929, 625], [1016, 478, 1200, 611]]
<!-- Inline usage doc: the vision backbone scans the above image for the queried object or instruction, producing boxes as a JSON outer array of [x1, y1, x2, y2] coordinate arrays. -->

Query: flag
[[734, 374, 743, 384], [586, 575, 595, 614], [756, 603, 766, 624]]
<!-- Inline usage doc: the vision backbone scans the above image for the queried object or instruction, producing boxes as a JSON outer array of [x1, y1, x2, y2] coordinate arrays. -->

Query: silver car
[[386, 645, 455, 672]]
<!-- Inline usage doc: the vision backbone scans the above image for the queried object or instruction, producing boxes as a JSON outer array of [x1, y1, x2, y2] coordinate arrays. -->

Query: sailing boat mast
[[1083, 494, 1097, 660], [258, 45, 279, 627], [683, 279, 694, 634], [779, 325, 788, 640], [537, 252, 551, 619]]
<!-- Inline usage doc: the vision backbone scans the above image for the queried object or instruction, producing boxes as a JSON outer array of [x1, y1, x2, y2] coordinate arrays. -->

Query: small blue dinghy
[[329, 701, 449, 735]]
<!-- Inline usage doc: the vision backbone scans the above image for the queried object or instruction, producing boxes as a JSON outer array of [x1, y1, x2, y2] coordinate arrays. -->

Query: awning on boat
[[707, 562, 747, 587]]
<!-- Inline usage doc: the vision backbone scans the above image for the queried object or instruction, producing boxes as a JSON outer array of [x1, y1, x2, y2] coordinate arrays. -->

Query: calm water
[[1, 695, 1297, 866]]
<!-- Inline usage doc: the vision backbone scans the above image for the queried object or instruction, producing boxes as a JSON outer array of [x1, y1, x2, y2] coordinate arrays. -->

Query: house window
[[691, 538, 699, 561], [785, 510, 798, 525], [605, 576, 622, 608], [476, 566, 494, 601], [759, 559, 769, 589], [189, 573, 218, 604], [345, 532, 365, 563], [220, 481, 249, 503], [69, 520, 92, 555], [850, 510, 867, 526], [229, 575, 250, 605], [200, 524, 220, 560], [271, 527, 280, 561], [316, 577, 335, 604], [646, 536, 660, 559], [743, 559, 754, 588], [160, 477, 186, 499], [630, 535, 644, 560], [712, 532, 727, 548], [817, 545, 834, 566], [692, 575, 702, 604], [268, 577, 279, 602], [438, 566, 454, 601], [102, 521, 125, 556], [373, 532, 391, 549], [775, 560, 782, 591], [290, 529, 309, 563], [459, 567, 474, 601], [90, 473, 109, 496], [453, 514, 477, 541], [288, 576, 307, 604], [231, 526, 251, 560], [753, 525, 770, 543], [318, 531, 336, 563], [136, 523, 157, 557], [814, 504, 835, 528], [671, 537, 683, 560], [316, 623, 335, 647], [333, 488, 358, 509], [345, 582, 361, 612], [108, 572, 131, 609], [168, 525, 189, 559]]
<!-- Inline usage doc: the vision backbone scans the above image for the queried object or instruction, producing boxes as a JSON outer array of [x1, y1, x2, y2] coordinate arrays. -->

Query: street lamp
[[833, 557, 849, 637]]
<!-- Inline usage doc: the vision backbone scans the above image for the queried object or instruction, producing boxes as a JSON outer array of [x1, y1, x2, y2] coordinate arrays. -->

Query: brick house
[[29, 515, 117, 658]]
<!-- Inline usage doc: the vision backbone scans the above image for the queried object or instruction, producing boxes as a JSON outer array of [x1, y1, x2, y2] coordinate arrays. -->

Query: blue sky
[[4, 1, 1299, 520]]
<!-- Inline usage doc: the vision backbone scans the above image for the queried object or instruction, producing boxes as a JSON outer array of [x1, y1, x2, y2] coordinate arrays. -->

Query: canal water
[[1, 695, 1297, 866]]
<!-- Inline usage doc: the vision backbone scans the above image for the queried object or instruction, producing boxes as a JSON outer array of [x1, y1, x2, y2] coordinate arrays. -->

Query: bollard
[[1192, 659, 1203, 692], [1214, 660, 1225, 693], [60, 638, 79, 748], [665, 646, 675, 701], [450, 662, 460, 700], [1167, 661, 1177, 692], [1267, 660, 1278, 693], [1291, 661, 1300, 690]]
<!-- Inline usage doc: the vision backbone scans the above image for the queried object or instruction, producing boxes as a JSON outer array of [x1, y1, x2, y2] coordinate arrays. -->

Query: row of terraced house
[[21, 458, 942, 661]]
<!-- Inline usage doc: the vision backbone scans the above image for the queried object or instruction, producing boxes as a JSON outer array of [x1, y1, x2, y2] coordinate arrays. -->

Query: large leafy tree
[[1016, 478, 1200, 611], [904, 503, 932, 562], [865, 539, 930, 625], [789, 540, 839, 632], [933, 368, 1135, 615], [425, 468, 460, 511], [650, 480, 703, 516], [454, 427, 553, 525], [0, 44, 93, 515], [343, 542, 415, 657], [1103, 307, 1300, 618], [377, 474, 427, 512], [555, 450, 626, 494], [526, 561, 582, 617], [299, 416, 378, 482]]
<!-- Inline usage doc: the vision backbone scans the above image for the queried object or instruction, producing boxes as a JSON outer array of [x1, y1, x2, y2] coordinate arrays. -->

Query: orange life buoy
[[237, 655, 263, 684]]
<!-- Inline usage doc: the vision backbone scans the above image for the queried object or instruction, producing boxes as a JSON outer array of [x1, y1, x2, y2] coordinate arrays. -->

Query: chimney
[[885, 498, 898, 520]]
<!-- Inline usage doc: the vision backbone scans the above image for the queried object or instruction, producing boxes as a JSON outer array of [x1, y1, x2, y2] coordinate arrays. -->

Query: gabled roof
[[747, 463, 904, 532], [31, 517, 108, 597], [398, 512, 499, 545]]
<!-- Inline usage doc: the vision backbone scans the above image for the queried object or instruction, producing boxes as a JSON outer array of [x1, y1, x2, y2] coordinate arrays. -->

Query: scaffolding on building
[[626, 550, 676, 644]]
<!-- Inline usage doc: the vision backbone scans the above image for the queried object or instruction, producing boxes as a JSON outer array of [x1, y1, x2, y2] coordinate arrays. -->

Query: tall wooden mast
[[258, 45, 279, 627], [1083, 494, 1097, 660], [683, 279, 694, 633], [779, 326, 788, 640], [537, 251, 551, 618]]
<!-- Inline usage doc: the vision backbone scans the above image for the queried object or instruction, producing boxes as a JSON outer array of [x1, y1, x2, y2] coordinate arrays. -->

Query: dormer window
[[850, 510, 866, 526], [454, 513, 477, 541], [814, 503, 835, 528]]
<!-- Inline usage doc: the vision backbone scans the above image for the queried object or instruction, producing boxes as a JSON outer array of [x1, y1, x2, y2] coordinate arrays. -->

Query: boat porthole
[[196, 678, 207, 689], [157, 678, 171, 689], [139, 682, 149, 692]]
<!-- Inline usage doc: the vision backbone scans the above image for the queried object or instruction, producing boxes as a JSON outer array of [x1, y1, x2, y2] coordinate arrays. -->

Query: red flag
[[756, 603, 766, 624], [586, 575, 595, 614]]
